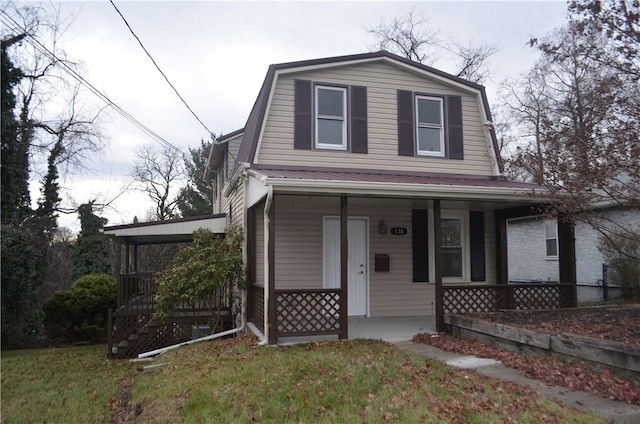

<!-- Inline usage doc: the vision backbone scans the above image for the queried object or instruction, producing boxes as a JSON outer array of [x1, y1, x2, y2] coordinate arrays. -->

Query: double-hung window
[[315, 86, 347, 150], [415, 95, 445, 156], [544, 219, 558, 258], [442, 217, 464, 278]]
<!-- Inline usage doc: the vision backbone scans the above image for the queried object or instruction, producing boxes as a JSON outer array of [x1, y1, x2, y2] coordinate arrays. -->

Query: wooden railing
[[109, 272, 233, 358], [117, 272, 155, 307], [274, 289, 343, 338], [443, 283, 576, 315]]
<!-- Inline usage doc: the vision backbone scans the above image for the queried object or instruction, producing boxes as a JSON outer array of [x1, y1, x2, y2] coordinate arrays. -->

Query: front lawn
[[2, 337, 602, 423]]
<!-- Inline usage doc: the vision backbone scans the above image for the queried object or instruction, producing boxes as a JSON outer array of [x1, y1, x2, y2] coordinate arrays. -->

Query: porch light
[[379, 220, 387, 235]]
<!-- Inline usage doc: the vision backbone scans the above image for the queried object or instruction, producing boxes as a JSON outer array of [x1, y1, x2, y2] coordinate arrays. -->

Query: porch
[[270, 316, 436, 345]]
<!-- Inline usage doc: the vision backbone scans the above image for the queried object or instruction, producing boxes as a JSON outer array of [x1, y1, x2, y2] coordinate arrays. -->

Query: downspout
[[259, 185, 274, 345]]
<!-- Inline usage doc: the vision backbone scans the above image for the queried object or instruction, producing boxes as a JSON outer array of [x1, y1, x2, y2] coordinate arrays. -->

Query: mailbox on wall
[[374, 254, 390, 272]]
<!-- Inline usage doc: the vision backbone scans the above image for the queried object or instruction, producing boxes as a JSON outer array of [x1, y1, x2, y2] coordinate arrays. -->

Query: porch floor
[[277, 316, 435, 345]]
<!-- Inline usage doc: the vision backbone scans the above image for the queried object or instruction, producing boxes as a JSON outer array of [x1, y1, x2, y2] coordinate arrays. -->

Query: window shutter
[[350, 85, 368, 153], [294, 79, 312, 150], [446, 95, 463, 160], [397, 90, 415, 156], [469, 211, 486, 281], [412, 209, 429, 282]]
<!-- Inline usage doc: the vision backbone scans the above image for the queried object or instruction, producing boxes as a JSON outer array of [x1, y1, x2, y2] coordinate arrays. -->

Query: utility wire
[[0, 11, 183, 154], [109, 0, 216, 138]]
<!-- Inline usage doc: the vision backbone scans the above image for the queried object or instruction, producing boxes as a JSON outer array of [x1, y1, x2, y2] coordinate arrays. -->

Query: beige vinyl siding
[[258, 61, 495, 176], [272, 195, 435, 316], [228, 184, 244, 227]]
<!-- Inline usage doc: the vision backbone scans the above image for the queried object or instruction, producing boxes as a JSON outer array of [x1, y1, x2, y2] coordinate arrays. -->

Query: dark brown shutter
[[447, 95, 463, 159], [294, 79, 312, 150], [350, 85, 368, 153], [470, 211, 486, 281], [398, 90, 415, 156], [412, 209, 429, 282]]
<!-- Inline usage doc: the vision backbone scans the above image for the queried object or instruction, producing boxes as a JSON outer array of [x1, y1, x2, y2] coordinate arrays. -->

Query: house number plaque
[[390, 227, 408, 235]]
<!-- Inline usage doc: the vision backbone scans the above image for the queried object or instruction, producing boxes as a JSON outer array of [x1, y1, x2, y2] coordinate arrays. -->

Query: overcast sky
[[19, 0, 568, 232]]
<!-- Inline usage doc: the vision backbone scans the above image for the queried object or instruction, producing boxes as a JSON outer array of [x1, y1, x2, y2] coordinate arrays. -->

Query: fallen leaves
[[413, 332, 640, 405]]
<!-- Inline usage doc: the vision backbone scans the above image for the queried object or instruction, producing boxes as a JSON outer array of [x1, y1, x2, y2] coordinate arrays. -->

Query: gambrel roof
[[234, 50, 504, 172]]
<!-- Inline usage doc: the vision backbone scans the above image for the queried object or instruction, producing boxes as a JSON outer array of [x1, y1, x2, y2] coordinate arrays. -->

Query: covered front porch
[[245, 167, 578, 345]]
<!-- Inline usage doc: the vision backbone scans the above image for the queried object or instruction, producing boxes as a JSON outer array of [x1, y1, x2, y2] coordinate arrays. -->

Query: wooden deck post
[[434, 199, 444, 332], [339, 196, 348, 340], [558, 216, 577, 307], [267, 195, 277, 345]]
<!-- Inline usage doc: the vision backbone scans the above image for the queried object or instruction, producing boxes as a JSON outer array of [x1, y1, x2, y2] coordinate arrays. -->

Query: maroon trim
[[446, 95, 463, 160], [294, 80, 313, 150], [340, 196, 348, 340], [250, 164, 541, 190], [469, 211, 485, 281], [558, 217, 577, 306], [350, 85, 368, 153], [433, 200, 444, 332], [267, 196, 276, 344], [217, 127, 245, 143], [103, 214, 227, 232], [397, 90, 415, 156]]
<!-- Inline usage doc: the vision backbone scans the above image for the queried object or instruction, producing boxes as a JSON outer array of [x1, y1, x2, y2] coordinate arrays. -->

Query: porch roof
[[101, 214, 226, 245], [248, 165, 546, 203]]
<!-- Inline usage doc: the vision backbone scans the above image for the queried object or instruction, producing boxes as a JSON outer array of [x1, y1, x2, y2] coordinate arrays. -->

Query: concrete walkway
[[395, 340, 640, 424]]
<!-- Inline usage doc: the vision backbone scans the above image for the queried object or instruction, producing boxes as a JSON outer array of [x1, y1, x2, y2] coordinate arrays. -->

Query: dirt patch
[[466, 303, 640, 346]]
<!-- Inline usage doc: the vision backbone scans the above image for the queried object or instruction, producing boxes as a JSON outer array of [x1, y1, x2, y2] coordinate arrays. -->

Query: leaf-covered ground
[[413, 304, 640, 405], [466, 303, 640, 346]]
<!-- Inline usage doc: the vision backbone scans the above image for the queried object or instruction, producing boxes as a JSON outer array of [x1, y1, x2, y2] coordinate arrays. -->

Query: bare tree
[[366, 7, 497, 83], [131, 146, 186, 221], [503, 17, 639, 260]]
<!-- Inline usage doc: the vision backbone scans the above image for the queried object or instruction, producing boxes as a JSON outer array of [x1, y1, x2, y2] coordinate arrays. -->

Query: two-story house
[[206, 51, 579, 345]]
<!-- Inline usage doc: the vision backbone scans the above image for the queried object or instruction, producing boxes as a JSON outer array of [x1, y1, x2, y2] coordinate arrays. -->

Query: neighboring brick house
[[508, 207, 638, 303]]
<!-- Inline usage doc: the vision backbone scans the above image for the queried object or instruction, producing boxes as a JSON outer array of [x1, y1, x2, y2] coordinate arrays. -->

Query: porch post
[[339, 196, 348, 340], [132, 244, 138, 272], [433, 199, 444, 332], [494, 211, 509, 285], [125, 243, 131, 273], [558, 216, 577, 307], [116, 241, 123, 307], [267, 195, 277, 344]]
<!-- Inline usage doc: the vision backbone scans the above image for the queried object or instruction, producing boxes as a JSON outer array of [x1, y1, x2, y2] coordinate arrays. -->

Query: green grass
[[1, 344, 134, 423], [1, 338, 603, 423]]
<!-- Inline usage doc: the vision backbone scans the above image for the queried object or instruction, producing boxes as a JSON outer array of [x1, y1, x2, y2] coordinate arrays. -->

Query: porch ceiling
[[102, 214, 226, 245]]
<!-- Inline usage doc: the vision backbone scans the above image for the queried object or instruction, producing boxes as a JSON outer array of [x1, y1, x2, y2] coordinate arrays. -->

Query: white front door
[[323, 217, 368, 316]]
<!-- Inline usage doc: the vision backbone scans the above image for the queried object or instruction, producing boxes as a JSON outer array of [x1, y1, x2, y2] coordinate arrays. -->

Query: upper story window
[[544, 219, 558, 258], [415, 96, 445, 157], [315, 86, 347, 150]]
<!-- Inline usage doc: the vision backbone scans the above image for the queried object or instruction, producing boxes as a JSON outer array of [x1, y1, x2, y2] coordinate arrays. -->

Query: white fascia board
[[246, 173, 269, 208], [103, 217, 227, 237], [264, 178, 547, 203]]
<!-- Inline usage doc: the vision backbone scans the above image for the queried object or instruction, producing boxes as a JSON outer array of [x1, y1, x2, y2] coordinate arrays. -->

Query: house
[[508, 207, 639, 303], [204, 50, 579, 345]]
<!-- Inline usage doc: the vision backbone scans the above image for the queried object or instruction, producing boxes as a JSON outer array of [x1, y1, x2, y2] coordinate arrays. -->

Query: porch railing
[[117, 272, 155, 307], [274, 289, 343, 338], [443, 283, 575, 315]]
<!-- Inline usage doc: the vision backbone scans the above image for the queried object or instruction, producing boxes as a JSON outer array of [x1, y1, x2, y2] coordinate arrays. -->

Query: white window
[[442, 217, 463, 278], [315, 86, 347, 150], [415, 96, 444, 156], [544, 220, 558, 258]]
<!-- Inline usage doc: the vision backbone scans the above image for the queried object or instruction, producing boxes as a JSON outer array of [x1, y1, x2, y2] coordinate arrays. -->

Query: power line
[[0, 11, 184, 154], [109, 0, 216, 138]]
